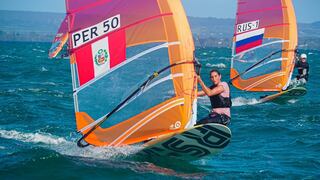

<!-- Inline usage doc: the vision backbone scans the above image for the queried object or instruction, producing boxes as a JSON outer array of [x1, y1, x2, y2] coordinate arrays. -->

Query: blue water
[[0, 42, 319, 179]]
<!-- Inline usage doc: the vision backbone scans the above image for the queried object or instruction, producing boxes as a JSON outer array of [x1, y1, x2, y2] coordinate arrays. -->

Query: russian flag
[[75, 30, 126, 86], [235, 28, 265, 54]]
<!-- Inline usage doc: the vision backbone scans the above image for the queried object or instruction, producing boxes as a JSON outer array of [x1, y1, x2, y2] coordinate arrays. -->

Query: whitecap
[[32, 48, 45, 53], [288, 78, 306, 88], [270, 119, 287, 122], [54, 94, 64, 98], [205, 63, 226, 68], [0, 55, 22, 60], [288, 99, 298, 104], [217, 57, 231, 61], [231, 97, 260, 106], [7, 89, 16, 93], [28, 88, 42, 92], [43, 82, 56, 86], [0, 129, 68, 145], [56, 144, 143, 160], [41, 67, 48, 72], [0, 129, 142, 160]]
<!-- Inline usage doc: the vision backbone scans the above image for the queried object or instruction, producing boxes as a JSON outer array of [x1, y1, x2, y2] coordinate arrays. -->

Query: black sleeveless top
[[209, 84, 232, 108], [295, 61, 309, 81]]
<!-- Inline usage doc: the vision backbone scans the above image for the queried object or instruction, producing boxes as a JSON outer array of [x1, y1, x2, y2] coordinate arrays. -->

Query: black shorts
[[196, 112, 231, 126]]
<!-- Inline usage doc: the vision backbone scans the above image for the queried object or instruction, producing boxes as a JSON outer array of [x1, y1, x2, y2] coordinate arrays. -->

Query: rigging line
[[79, 72, 190, 136], [243, 57, 288, 76], [116, 73, 184, 114], [244, 72, 285, 91], [244, 60, 297, 91], [77, 60, 199, 147], [229, 49, 296, 84], [69, 13, 173, 50]]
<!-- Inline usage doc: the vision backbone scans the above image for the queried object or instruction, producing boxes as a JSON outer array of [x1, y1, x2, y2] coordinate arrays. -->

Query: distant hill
[[188, 17, 234, 47], [0, 10, 64, 42], [0, 10, 319, 49]]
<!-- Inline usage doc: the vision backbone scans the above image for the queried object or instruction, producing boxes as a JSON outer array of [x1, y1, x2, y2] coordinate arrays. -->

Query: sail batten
[[69, 13, 173, 51], [109, 98, 185, 146], [73, 41, 180, 92]]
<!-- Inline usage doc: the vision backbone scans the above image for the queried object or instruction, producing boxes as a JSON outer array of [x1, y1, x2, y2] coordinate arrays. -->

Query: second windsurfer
[[196, 69, 232, 126]]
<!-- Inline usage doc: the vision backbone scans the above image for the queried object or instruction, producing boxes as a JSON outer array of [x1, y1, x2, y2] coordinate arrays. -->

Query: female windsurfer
[[196, 69, 231, 126]]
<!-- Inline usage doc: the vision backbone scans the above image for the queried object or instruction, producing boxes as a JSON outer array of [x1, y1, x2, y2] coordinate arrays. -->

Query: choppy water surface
[[0, 42, 319, 179]]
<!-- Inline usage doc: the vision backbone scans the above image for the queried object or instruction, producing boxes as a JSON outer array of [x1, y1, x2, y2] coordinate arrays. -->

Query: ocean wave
[[0, 129, 68, 145], [231, 97, 260, 106], [270, 119, 287, 122], [6, 88, 66, 96], [27, 88, 43, 92], [0, 54, 23, 60], [216, 57, 231, 61], [288, 99, 298, 104], [57, 144, 143, 160], [205, 63, 226, 68], [0, 129, 142, 160], [201, 51, 215, 56], [5, 88, 42, 94], [42, 82, 57, 86], [32, 48, 46, 53], [199, 96, 260, 107], [0, 128, 201, 177], [40, 67, 48, 72]]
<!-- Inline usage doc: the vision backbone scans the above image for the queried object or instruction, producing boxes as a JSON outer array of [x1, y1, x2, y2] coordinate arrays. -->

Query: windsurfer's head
[[300, 53, 307, 62], [210, 69, 221, 85]]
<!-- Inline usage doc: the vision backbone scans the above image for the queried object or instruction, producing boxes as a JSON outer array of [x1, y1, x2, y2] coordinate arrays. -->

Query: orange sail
[[63, 0, 196, 147], [48, 16, 68, 58], [230, 0, 298, 92]]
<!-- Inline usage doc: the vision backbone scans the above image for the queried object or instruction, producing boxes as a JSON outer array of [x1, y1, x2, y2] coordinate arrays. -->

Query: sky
[[0, 0, 319, 23]]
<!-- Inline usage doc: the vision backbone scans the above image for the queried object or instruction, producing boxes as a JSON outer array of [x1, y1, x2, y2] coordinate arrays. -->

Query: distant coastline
[[0, 10, 319, 50]]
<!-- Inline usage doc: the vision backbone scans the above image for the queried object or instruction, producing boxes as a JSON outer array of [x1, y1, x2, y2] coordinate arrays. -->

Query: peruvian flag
[[75, 30, 126, 86]]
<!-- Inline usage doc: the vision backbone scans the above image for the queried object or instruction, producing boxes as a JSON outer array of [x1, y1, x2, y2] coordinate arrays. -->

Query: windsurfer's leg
[[196, 112, 230, 126], [220, 114, 231, 126], [195, 115, 213, 125]]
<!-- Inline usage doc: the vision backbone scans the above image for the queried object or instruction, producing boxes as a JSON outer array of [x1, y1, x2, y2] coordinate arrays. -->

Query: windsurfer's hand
[[197, 75, 201, 82], [197, 76, 204, 85]]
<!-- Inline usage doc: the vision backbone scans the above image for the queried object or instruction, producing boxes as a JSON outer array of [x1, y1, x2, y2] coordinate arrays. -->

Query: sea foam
[[0, 129, 67, 145]]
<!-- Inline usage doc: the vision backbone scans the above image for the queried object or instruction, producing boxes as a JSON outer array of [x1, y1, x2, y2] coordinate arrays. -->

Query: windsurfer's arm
[[197, 90, 206, 97], [197, 76, 224, 96]]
